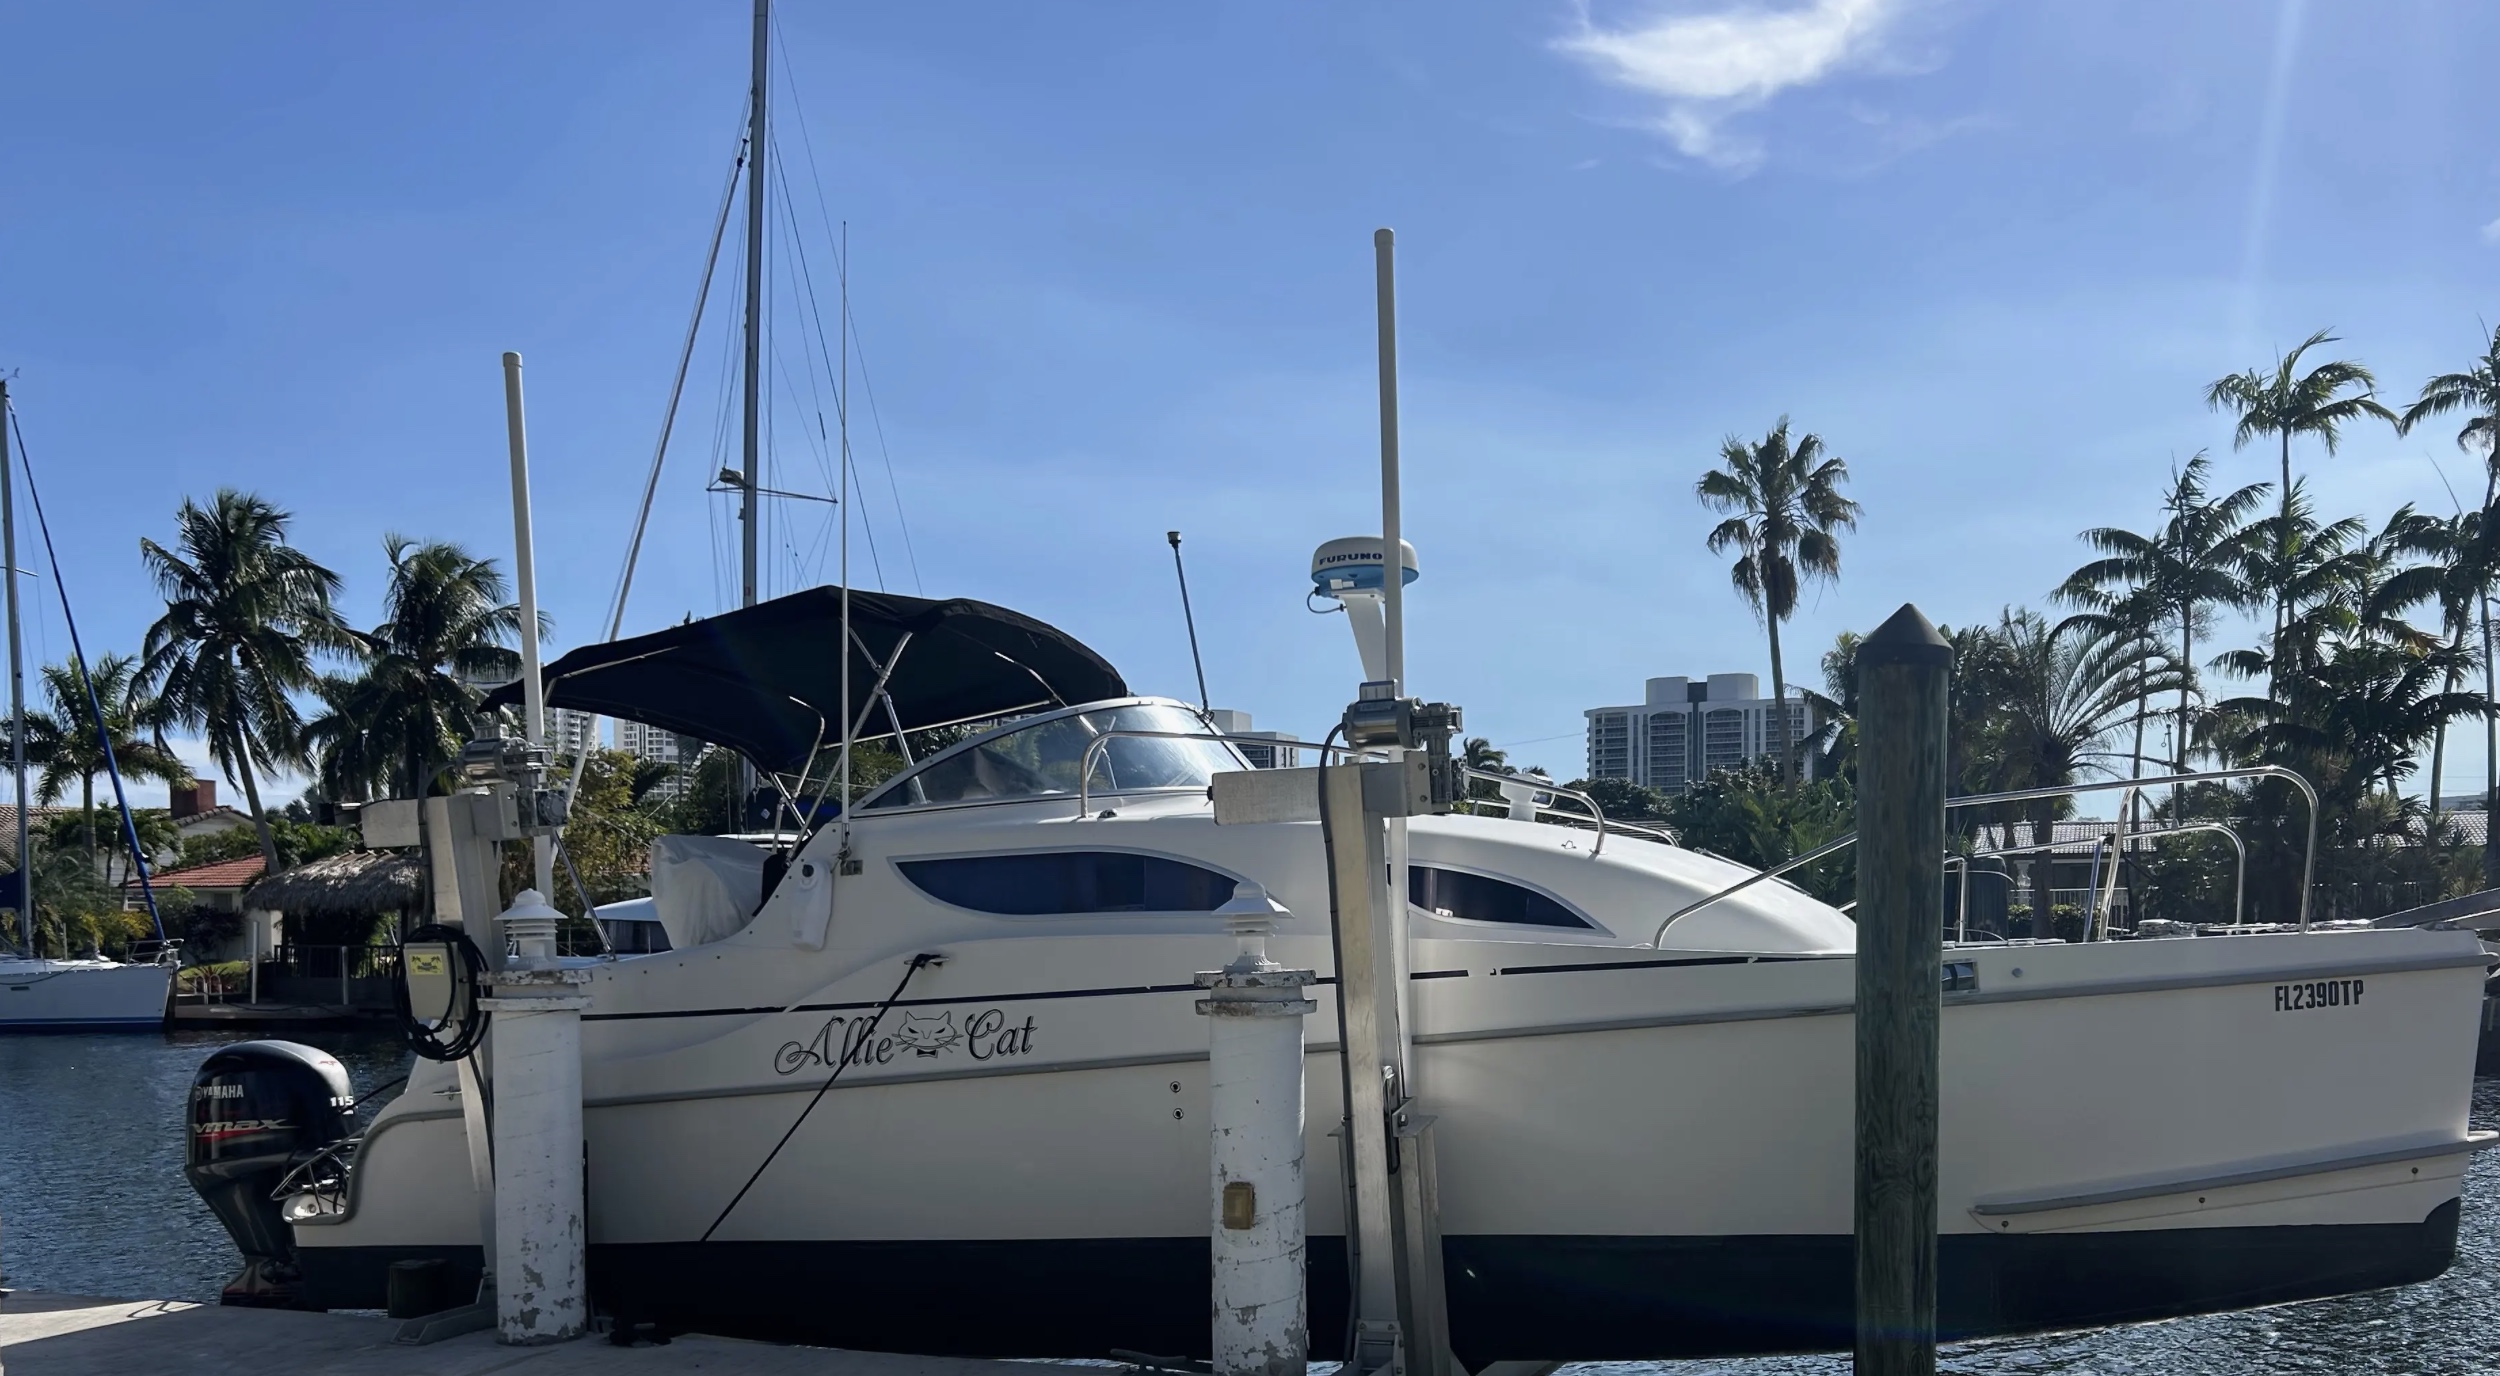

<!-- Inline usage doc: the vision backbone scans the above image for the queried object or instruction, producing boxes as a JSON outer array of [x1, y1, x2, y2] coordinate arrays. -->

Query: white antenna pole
[[502, 352, 557, 898], [0, 382, 26, 954], [1372, 228, 1417, 1087], [1374, 227, 1404, 694]]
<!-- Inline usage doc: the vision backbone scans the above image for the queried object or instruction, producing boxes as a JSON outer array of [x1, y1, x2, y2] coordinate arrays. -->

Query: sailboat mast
[[0, 382, 29, 953], [739, 0, 770, 610]]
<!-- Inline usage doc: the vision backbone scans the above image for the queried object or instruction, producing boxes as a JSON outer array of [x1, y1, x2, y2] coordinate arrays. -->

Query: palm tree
[[22, 654, 192, 872], [2205, 330, 2398, 676], [1460, 736, 1510, 805], [1967, 610, 2184, 935], [2058, 455, 2266, 799], [299, 672, 394, 805], [626, 758, 681, 808], [138, 491, 347, 872], [1695, 418, 1860, 786], [2397, 324, 2500, 876], [2376, 507, 2487, 830], [2398, 322, 2500, 470], [303, 537, 523, 802], [2224, 481, 2370, 688], [2221, 640, 2479, 808]]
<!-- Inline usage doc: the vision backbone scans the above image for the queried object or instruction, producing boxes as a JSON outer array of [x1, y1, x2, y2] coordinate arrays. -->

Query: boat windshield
[[862, 703, 1241, 811]]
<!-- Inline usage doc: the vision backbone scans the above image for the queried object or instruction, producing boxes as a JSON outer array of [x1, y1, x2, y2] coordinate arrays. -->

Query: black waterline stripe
[[584, 968, 1474, 1023]]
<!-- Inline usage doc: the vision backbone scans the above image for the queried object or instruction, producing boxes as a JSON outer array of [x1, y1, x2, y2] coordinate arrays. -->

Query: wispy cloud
[[2481, 216, 2500, 247], [1551, 0, 1932, 171]]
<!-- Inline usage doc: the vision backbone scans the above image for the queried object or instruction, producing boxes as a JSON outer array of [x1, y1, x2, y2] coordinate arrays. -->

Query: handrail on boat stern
[[1949, 820, 2248, 939], [1646, 765, 2317, 948], [1451, 764, 1679, 856]]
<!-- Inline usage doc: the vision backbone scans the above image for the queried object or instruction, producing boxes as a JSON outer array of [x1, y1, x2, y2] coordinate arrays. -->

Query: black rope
[[349, 1074, 409, 1114], [1311, 724, 1363, 1363], [700, 951, 940, 1242]]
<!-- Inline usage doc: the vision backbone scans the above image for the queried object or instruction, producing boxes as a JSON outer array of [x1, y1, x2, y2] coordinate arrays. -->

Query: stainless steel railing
[[1947, 820, 2247, 938], [1453, 765, 1677, 856], [1647, 765, 2316, 948]]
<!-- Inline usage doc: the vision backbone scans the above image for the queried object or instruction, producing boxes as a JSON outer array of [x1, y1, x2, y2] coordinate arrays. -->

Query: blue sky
[[2, 0, 2495, 802]]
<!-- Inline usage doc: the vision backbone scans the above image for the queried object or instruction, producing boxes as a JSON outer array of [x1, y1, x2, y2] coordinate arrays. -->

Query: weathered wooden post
[[1853, 604, 1950, 1376]]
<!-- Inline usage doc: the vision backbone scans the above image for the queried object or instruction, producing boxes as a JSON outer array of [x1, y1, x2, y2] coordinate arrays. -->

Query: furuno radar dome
[[1310, 536, 1419, 684]]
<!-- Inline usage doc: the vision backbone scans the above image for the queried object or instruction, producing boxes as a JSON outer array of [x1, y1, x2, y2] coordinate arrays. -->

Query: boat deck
[[0, 1292, 1096, 1376]]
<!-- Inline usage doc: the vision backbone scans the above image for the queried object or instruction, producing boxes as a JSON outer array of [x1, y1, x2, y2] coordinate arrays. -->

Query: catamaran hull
[[0, 959, 171, 1031], [296, 927, 2490, 1360]]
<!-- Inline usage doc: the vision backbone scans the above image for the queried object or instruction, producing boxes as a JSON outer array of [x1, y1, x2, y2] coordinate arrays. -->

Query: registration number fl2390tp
[[2274, 978, 2362, 1012]]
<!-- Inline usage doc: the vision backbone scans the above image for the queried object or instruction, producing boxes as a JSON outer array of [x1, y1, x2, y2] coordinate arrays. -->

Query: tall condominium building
[[1583, 674, 1817, 793], [616, 718, 695, 802], [1203, 709, 1302, 769], [548, 708, 602, 762]]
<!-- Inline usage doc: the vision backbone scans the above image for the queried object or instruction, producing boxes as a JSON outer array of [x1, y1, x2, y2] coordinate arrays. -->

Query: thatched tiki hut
[[243, 849, 426, 949]]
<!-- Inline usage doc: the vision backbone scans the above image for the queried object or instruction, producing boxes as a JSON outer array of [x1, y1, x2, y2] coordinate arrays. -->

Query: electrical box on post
[[401, 942, 459, 1027]]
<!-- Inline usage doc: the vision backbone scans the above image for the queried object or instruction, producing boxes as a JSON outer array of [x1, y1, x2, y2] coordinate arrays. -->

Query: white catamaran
[[229, 583, 2489, 1362]]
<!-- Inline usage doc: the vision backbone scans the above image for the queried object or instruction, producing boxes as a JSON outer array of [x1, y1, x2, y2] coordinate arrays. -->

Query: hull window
[[1409, 866, 1594, 929], [898, 852, 1236, 916]]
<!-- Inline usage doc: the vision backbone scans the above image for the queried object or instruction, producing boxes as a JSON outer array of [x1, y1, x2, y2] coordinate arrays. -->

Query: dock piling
[[1197, 882, 1317, 1376], [1852, 604, 1951, 1376]]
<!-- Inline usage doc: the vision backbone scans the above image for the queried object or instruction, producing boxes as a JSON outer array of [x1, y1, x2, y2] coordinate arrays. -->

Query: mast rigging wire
[[768, 134, 886, 593], [769, 35, 921, 596], [5, 408, 164, 938], [842, 305, 923, 597], [564, 117, 751, 808]]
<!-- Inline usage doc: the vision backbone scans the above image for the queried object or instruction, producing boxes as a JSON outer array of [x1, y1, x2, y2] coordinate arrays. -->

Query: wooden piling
[[1852, 604, 1951, 1376]]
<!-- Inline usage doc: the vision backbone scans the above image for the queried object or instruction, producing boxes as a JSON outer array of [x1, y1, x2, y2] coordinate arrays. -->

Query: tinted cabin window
[[1408, 865, 1592, 929], [898, 852, 1236, 916]]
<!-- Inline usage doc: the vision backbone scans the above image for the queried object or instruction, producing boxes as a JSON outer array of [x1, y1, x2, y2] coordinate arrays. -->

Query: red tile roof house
[[123, 854, 268, 963]]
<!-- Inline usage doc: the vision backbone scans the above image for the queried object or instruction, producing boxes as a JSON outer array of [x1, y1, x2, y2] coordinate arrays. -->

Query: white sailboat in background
[[0, 380, 173, 1032]]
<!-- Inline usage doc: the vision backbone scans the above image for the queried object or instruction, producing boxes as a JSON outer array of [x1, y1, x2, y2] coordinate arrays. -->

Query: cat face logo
[[892, 1011, 961, 1057]]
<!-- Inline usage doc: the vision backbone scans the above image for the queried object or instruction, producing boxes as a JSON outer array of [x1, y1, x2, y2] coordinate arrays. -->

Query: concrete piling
[[1197, 882, 1318, 1376], [483, 890, 591, 1346]]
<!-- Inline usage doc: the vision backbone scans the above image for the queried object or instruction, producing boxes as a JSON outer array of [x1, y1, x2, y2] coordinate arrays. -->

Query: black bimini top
[[484, 587, 1126, 774]]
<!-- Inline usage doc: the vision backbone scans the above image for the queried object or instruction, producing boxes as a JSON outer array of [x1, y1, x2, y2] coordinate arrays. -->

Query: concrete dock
[[0, 1293, 1099, 1376]]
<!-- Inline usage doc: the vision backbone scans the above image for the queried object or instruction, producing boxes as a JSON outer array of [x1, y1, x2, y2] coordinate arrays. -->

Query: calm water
[[0, 1027, 412, 1302], [2, 1033, 2495, 1372]]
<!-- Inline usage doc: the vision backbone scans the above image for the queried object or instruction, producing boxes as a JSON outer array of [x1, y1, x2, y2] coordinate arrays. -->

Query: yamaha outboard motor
[[184, 1040, 356, 1307]]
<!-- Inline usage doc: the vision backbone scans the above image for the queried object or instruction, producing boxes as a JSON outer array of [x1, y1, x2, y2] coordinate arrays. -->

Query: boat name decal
[[776, 1006, 1038, 1075], [2273, 978, 2362, 1013]]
